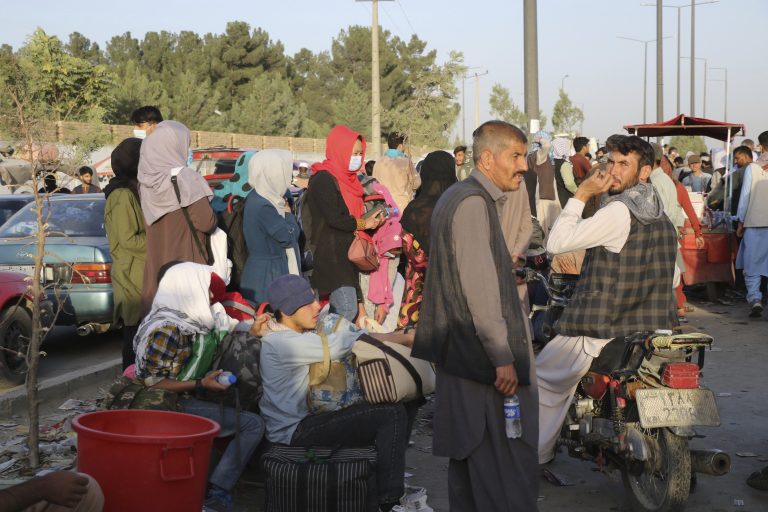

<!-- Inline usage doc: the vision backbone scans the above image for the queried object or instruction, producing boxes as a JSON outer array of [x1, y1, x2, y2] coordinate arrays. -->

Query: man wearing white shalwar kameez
[[734, 149, 768, 318], [537, 136, 678, 464]]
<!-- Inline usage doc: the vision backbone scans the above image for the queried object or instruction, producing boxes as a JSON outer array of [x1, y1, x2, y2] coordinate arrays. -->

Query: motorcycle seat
[[589, 336, 626, 374]]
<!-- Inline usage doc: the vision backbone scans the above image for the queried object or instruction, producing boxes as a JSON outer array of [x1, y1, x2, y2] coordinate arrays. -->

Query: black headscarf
[[400, 150, 457, 254], [104, 138, 142, 200]]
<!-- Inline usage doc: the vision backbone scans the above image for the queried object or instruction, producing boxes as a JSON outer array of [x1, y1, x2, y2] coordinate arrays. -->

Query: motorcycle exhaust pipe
[[690, 449, 731, 476]]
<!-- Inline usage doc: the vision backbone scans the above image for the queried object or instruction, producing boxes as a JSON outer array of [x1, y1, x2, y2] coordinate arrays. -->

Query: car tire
[[0, 305, 32, 387]]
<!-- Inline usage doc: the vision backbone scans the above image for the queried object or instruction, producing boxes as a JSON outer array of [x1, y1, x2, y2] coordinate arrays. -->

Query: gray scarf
[[602, 182, 665, 225]]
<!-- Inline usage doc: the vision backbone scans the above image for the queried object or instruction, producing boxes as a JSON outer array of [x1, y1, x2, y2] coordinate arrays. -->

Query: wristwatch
[[194, 379, 203, 393]]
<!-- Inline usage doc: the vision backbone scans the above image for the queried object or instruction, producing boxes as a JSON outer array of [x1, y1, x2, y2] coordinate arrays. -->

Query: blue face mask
[[349, 155, 363, 171]]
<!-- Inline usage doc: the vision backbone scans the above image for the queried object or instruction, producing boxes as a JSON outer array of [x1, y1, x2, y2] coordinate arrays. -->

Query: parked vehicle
[[0, 194, 113, 335], [527, 270, 730, 512], [0, 271, 53, 385], [0, 194, 35, 227]]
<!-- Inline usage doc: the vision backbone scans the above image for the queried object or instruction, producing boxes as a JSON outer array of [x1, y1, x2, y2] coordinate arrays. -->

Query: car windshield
[[0, 198, 105, 238]]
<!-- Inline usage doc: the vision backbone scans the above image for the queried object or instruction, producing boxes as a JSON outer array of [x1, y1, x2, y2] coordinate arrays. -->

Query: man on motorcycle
[[536, 135, 678, 464]]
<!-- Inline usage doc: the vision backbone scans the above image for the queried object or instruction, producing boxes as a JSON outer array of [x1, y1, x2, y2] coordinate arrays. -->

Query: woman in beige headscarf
[[239, 149, 301, 303], [138, 121, 216, 313]]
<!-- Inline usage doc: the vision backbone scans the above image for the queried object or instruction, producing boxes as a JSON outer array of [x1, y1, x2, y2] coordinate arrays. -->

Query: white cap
[[298, 162, 309, 168]]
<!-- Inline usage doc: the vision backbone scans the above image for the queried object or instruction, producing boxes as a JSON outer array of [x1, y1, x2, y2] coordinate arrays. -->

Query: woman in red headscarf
[[306, 125, 384, 322]]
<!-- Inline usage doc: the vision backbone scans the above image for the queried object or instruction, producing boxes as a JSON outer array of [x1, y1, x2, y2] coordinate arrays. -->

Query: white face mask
[[349, 155, 363, 172], [133, 129, 147, 139]]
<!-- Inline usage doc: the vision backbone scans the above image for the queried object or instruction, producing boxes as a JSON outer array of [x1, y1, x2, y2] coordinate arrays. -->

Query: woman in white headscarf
[[239, 149, 301, 303], [138, 121, 217, 313]]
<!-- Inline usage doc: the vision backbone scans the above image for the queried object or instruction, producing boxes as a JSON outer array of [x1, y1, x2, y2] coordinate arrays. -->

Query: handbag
[[307, 317, 363, 414], [352, 334, 435, 404], [348, 231, 379, 272], [263, 445, 378, 512]]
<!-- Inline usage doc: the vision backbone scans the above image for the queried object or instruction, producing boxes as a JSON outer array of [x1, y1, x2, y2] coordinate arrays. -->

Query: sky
[[5, 0, 767, 146]]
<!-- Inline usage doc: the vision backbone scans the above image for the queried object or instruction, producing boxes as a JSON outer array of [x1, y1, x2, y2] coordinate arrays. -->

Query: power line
[[379, 3, 407, 39], [395, 0, 418, 35]]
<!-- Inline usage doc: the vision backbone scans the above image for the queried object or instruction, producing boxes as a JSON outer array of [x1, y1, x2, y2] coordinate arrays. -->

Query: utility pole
[[523, 0, 540, 133], [656, 1, 664, 121], [358, 0, 394, 158], [460, 67, 482, 141], [473, 71, 489, 129], [371, 0, 381, 158]]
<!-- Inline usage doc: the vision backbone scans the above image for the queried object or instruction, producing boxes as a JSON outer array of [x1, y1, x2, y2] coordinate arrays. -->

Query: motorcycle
[[523, 269, 730, 512]]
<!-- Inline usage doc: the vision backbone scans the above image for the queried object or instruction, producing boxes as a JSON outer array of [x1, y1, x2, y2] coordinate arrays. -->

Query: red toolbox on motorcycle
[[661, 362, 700, 389]]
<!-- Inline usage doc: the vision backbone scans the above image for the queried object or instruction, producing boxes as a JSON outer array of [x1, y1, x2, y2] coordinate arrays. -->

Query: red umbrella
[[623, 114, 744, 142]]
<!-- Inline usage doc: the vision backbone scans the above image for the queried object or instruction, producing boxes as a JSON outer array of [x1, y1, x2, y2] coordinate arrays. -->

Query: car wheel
[[0, 305, 32, 386]]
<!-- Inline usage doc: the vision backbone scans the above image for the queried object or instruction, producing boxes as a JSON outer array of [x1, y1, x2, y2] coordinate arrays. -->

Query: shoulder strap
[[171, 174, 211, 264], [358, 334, 423, 396], [221, 300, 256, 318], [308, 331, 332, 385]]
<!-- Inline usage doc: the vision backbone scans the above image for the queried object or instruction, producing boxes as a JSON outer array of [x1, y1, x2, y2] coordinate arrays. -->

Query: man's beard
[[608, 174, 640, 195]]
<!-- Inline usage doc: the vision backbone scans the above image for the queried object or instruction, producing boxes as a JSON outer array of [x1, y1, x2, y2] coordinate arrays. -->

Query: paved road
[[0, 326, 121, 393]]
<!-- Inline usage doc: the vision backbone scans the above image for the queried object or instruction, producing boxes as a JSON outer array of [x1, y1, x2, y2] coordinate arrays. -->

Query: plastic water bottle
[[504, 395, 522, 439], [216, 371, 237, 388]]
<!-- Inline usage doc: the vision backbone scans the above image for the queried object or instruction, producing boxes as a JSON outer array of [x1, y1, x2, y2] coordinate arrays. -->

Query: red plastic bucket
[[72, 410, 220, 512]]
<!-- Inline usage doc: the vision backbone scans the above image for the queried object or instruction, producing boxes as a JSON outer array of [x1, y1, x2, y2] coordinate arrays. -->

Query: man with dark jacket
[[537, 135, 678, 464], [413, 120, 538, 511]]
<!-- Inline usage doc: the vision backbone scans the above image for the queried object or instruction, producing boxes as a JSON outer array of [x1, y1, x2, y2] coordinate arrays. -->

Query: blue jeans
[[291, 403, 410, 504], [180, 397, 265, 492], [329, 286, 358, 322]]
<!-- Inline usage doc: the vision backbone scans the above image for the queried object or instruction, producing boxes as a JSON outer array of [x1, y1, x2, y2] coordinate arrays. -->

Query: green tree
[[387, 50, 464, 148], [165, 70, 220, 129], [226, 73, 307, 136], [333, 79, 371, 140], [105, 60, 169, 124], [551, 89, 583, 135], [669, 135, 707, 157], [206, 22, 287, 110], [19, 29, 113, 122], [65, 32, 104, 65], [488, 83, 527, 129]]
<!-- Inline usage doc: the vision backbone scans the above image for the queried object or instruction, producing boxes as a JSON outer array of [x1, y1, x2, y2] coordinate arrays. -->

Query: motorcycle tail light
[[581, 371, 611, 399], [71, 263, 112, 284], [661, 362, 700, 389]]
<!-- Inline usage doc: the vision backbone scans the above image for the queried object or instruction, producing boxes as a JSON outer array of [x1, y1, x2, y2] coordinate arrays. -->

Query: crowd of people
[[12, 101, 767, 510]]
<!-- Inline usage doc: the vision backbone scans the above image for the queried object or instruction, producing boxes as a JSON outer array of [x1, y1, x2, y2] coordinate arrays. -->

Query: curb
[[0, 358, 122, 417]]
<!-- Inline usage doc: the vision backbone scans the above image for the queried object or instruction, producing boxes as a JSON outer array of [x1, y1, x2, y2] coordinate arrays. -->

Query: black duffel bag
[[263, 445, 377, 512]]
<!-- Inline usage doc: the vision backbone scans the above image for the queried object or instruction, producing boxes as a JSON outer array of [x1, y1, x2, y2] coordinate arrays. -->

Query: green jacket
[[104, 188, 146, 326]]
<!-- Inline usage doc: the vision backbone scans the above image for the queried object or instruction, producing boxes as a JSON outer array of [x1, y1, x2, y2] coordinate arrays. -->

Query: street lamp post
[[709, 66, 727, 120], [618, 36, 670, 123], [560, 74, 569, 91], [642, 1, 719, 115]]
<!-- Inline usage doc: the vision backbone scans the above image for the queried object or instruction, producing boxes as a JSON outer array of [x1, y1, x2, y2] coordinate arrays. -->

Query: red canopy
[[623, 114, 744, 141]]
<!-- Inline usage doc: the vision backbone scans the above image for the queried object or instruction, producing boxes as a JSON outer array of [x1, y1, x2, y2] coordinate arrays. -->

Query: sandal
[[747, 466, 768, 491]]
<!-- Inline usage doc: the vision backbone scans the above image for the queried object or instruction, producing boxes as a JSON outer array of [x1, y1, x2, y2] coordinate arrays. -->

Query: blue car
[[0, 194, 113, 334]]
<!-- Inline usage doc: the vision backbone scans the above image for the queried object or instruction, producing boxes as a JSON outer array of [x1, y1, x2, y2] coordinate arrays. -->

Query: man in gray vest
[[537, 135, 678, 464], [413, 120, 539, 511]]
